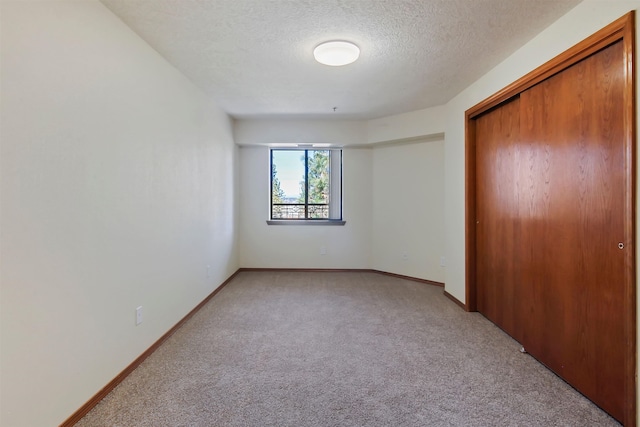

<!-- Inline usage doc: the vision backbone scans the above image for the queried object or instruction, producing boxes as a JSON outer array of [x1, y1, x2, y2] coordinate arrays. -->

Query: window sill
[[266, 220, 346, 226]]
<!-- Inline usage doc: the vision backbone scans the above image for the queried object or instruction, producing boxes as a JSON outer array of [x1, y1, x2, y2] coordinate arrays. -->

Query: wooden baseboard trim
[[60, 269, 241, 427], [238, 267, 445, 287], [371, 269, 445, 287], [238, 267, 369, 273], [443, 290, 467, 311]]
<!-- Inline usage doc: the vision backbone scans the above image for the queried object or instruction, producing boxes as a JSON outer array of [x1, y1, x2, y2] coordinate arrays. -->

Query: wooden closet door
[[475, 40, 626, 422], [475, 97, 523, 344], [518, 40, 625, 421]]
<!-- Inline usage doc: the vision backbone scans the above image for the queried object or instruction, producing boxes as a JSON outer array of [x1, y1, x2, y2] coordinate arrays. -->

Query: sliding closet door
[[475, 97, 523, 343], [517, 40, 625, 420], [474, 39, 626, 422]]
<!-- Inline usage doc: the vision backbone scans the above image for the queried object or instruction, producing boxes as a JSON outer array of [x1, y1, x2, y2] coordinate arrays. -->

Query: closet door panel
[[475, 97, 522, 342], [518, 40, 625, 420]]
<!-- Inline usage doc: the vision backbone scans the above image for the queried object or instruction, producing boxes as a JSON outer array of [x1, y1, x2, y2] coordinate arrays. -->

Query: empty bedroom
[[1, 0, 638, 426]]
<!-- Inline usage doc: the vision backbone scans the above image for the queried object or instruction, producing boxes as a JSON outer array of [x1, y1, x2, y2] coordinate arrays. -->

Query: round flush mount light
[[313, 41, 360, 66]]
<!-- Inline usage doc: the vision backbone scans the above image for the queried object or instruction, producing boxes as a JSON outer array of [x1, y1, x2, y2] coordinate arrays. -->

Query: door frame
[[464, 12, 636, 426]]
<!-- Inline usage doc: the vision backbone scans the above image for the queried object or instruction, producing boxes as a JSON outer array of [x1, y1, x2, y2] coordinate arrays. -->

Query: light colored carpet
[[75, 271, 620, 426]]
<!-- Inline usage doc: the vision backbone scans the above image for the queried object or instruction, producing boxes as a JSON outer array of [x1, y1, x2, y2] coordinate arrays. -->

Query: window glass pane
[[272, 150, 305, 219], [307, 150, 330, 218]]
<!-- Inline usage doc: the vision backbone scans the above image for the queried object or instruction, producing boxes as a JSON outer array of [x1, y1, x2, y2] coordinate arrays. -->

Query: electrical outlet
[[320, 246, 327, 255], [440, 256, 446, 267], [207, 265, 211, 278], [136, 306, 143, 325], [402, 251, 408, 260]]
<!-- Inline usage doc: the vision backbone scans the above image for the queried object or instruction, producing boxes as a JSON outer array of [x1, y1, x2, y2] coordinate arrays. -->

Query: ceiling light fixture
[[313, 41, 360, 66]]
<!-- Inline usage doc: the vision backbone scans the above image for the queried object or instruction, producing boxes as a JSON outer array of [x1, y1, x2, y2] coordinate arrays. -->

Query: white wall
[[0, 1, 238, 426], [372, 140, 445, 282], [238, 143, 373, 269], [367, 105, 445, 144], [234, 118, 367, 146]]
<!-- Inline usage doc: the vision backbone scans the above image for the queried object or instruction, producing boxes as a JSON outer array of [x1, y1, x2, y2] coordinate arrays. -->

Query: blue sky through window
[[272, 151, 303, 198]]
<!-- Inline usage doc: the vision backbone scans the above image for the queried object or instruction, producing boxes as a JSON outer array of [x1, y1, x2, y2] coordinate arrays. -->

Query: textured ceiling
[[100, 0, 582, 120]]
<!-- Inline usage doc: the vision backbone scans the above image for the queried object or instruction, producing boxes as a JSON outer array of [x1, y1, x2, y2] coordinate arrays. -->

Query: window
[[269, 148, 344, 224]]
